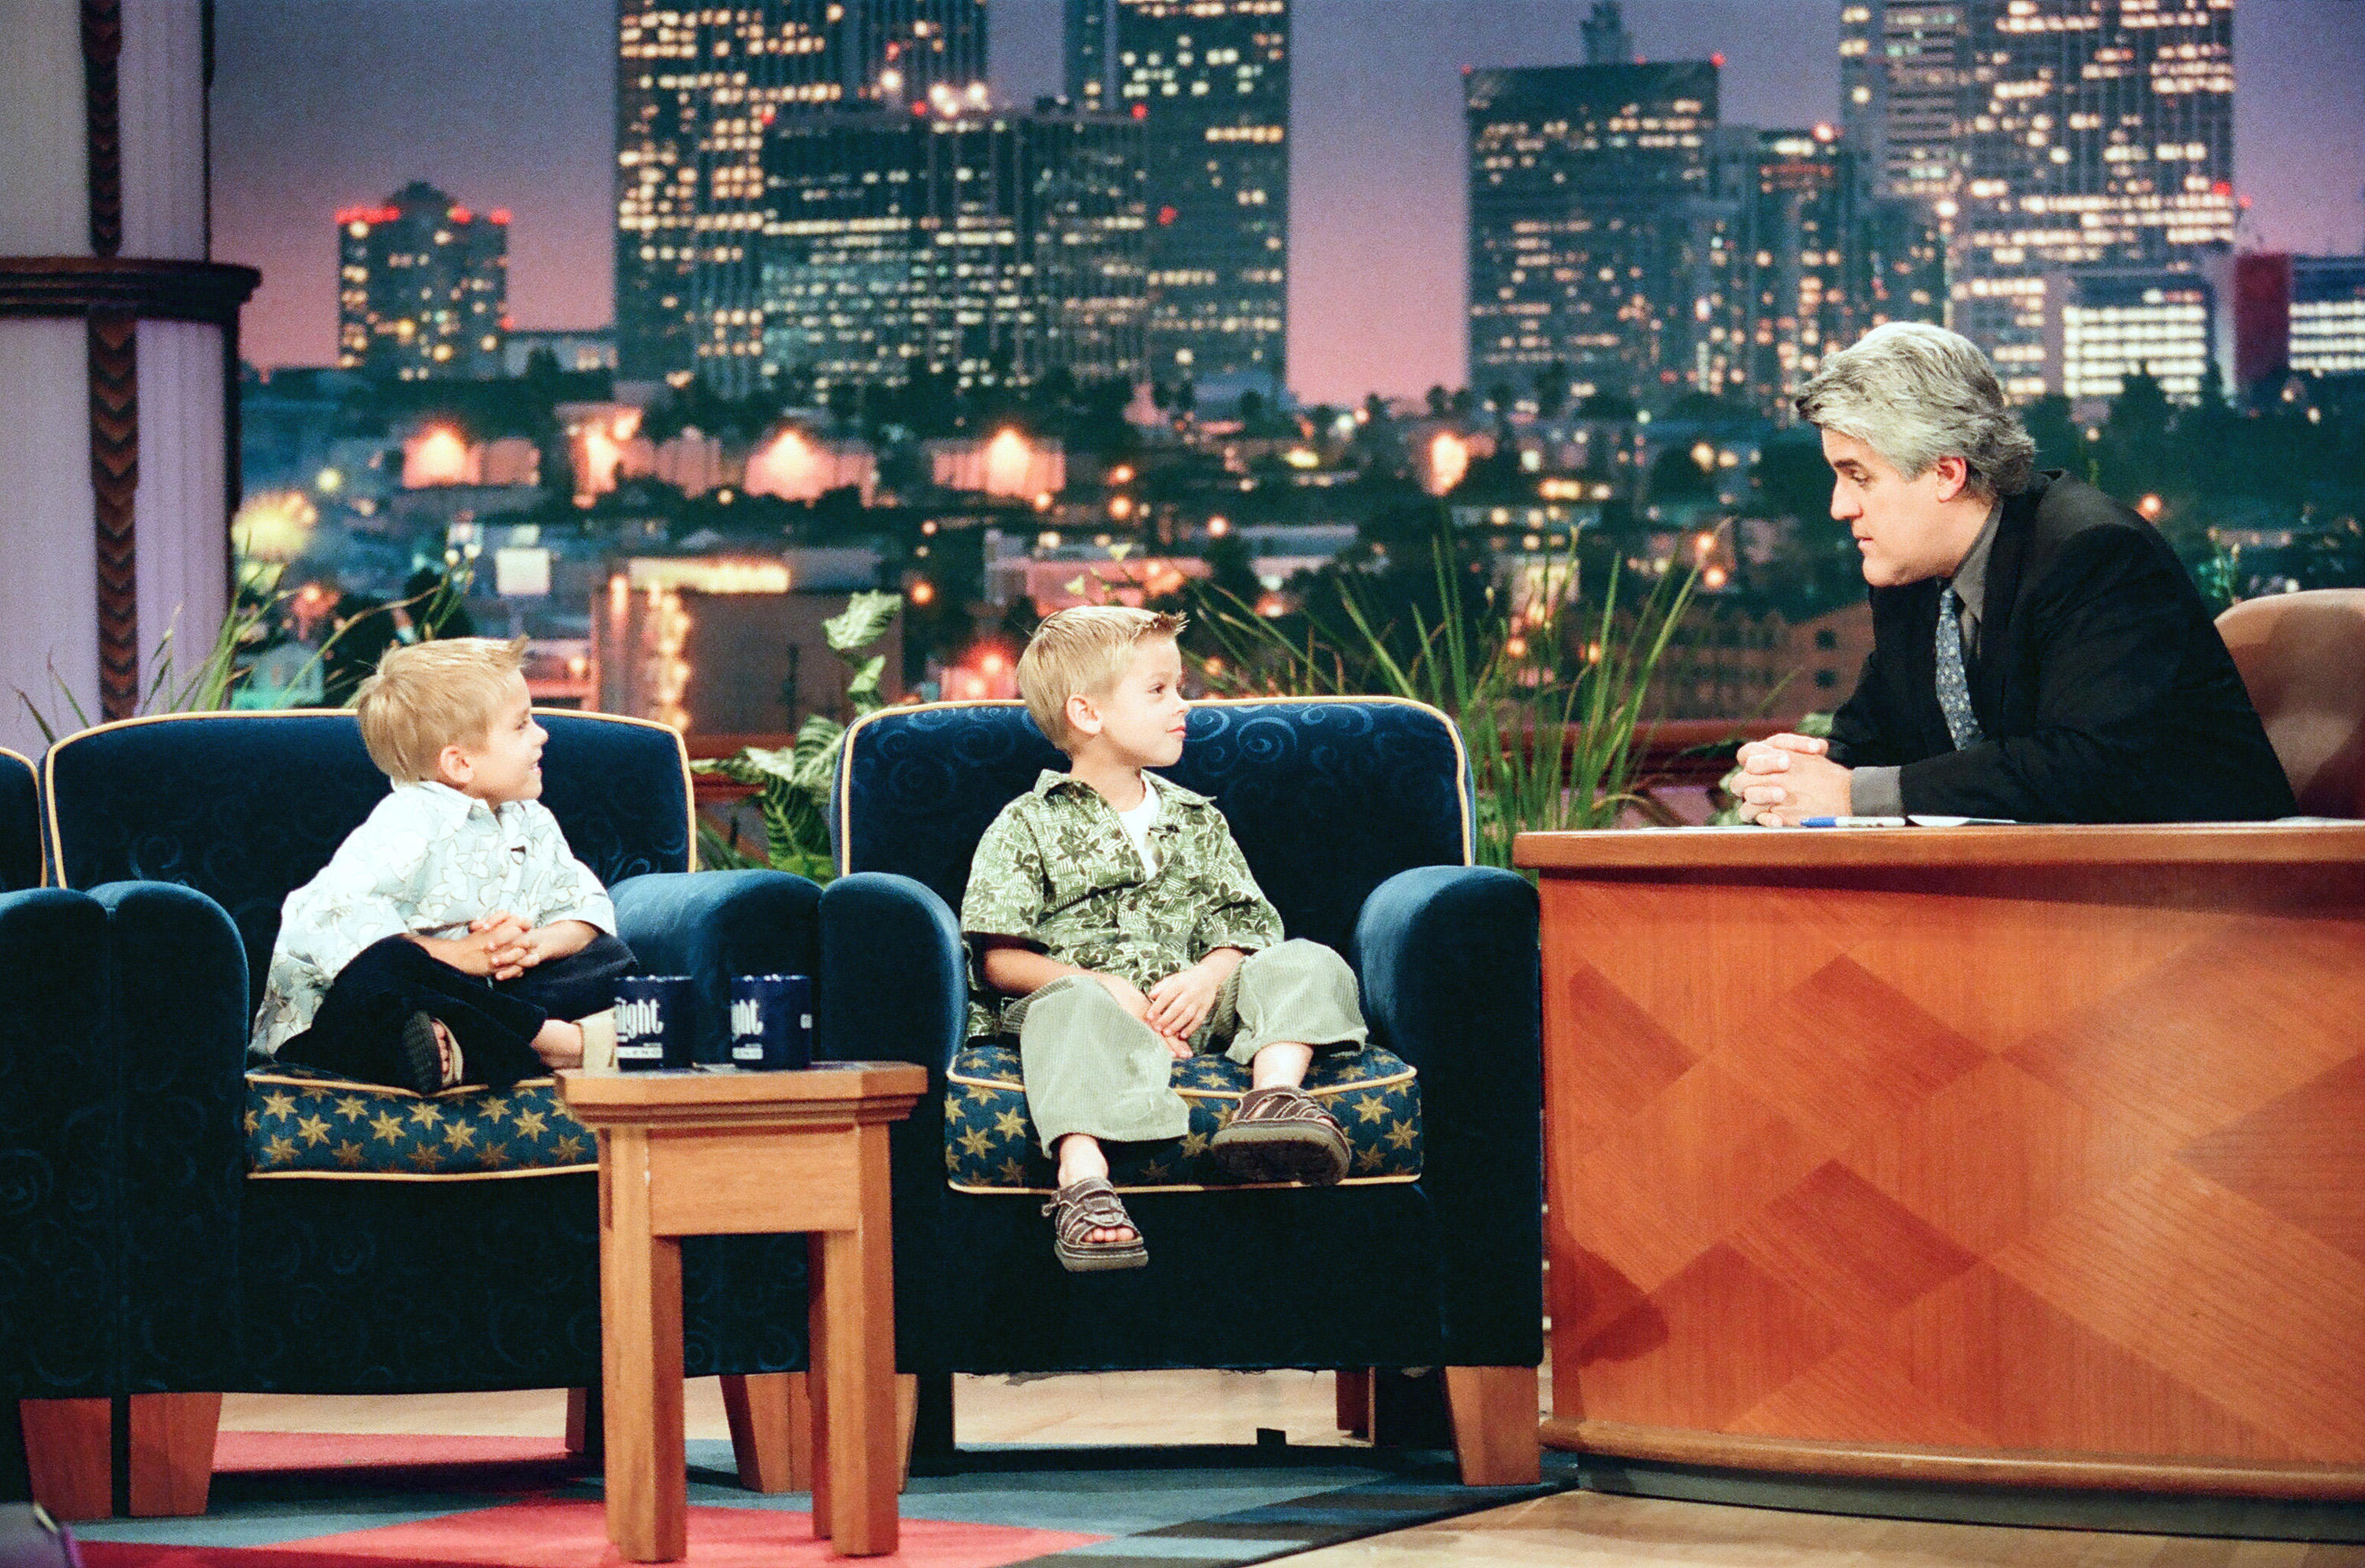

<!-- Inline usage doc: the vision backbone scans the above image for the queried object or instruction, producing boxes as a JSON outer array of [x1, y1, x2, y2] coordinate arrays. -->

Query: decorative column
[[0, 0, 258, 757]]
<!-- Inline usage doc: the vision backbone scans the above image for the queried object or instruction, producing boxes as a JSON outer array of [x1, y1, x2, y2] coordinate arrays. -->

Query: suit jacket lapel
[[1972, 475, 2043, 724]]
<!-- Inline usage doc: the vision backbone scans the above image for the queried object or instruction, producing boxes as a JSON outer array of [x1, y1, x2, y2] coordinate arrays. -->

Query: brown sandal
[[1042, 1176, 1149, 1272], [1211, 1086, 1350, 1186]]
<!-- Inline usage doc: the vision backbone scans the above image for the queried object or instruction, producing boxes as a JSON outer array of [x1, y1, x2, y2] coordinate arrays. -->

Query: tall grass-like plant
[[690, 590, 900, 881], [1186, 540, 1695, 869], [9, 576, 436, 744]]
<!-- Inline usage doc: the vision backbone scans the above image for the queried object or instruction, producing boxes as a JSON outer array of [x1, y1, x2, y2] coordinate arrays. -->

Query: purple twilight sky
[[212, 0, 2365, 403]]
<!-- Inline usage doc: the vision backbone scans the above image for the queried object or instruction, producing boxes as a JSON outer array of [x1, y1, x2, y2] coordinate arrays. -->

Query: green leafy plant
[[1184, 538, 1696, 869], [9, 572, 464, 744], [690, 590, 901, 881]]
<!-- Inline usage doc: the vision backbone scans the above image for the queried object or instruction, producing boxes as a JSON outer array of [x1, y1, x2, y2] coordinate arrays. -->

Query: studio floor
[[62, 1371, 2363, 1567]]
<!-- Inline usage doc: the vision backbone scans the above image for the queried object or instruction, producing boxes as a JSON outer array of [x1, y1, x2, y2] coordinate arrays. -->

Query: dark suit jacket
[[1827, 472, 2296, 822]]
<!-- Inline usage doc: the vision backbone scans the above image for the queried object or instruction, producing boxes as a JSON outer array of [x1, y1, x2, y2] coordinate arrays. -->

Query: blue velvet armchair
[[34, 712, 821, 1518], [2, 748, 118, 1510], [819, 698, 1543, 1483]]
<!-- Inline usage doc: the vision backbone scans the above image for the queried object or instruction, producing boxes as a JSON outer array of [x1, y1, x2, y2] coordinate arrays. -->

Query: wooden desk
[[560, 1063, 927, 1559], [1514, 824, 2365, 1499]]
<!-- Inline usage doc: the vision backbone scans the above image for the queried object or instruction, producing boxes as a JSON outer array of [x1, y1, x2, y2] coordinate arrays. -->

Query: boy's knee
[[1251, 939, 1355, 985]]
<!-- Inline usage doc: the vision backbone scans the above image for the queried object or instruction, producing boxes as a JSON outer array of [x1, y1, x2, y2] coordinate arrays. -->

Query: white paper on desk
[[1907, 814, 2018, 826]]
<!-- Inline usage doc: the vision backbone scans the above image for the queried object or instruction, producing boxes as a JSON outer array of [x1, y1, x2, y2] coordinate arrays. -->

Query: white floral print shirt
[[248, 781, 616, 1058]]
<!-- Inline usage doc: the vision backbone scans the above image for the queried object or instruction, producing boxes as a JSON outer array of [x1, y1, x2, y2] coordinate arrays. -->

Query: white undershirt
[[1115, 777, 1161, 877]]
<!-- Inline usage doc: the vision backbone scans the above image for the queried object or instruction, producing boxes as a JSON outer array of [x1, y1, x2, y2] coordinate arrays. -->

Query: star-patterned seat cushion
[[244, 1066, 595, 1180], [944, 1042, 1421, 1194]]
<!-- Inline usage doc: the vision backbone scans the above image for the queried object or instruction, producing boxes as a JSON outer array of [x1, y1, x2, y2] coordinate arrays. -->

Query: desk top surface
[[1514, 821, 2365, 872]]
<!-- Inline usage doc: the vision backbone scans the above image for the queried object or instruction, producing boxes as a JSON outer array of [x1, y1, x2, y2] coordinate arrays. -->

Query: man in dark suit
[[1735, 323, 2292, 825]]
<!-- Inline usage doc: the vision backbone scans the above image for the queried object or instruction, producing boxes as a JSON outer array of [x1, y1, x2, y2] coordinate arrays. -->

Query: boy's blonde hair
[[1017, 606, 1186, 751], [354, 636, 528, 782]]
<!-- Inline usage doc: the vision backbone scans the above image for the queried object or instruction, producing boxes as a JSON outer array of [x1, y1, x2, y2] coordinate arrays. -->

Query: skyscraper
[[1840, 0, 2237, 399], [1071, 0, 1289, 399], [614, 1, 989, 394], [336, 181, 508, 381], [759, 103, 1146, 390], [1708, 126, 1945, 415], [1464, 58, 1721, 411]]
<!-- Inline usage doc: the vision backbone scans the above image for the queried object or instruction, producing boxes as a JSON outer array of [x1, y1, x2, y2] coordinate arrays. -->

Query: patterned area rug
[[69, 1433, 1576, 1568]]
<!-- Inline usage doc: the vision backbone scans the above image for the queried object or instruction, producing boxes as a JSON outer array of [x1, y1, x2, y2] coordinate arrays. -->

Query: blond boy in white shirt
[[256, 638, 631, 1094]]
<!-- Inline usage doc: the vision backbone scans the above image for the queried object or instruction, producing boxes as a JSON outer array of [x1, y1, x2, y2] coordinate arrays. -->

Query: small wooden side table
[[559, 1063, 928, 1561]]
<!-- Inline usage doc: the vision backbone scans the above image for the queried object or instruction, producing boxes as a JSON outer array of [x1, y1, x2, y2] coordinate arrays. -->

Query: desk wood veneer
[[559, 1063, 927, 1560], [1515, 824, 2365, 1500]]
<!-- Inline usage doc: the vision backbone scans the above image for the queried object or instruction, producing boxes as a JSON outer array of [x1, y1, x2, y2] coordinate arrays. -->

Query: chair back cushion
[[2216, 588, 2365, 818], [833, 698, 1472, 955], [47, 710, 692, 1006], [0, 748, 38, 892]]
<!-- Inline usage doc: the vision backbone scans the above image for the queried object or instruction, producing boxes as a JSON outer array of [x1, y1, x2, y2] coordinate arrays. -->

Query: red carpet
[[213, 1432, 575, 1472], [80, 1433, 1106, 1568], [84, 1501, 1100, 1568]]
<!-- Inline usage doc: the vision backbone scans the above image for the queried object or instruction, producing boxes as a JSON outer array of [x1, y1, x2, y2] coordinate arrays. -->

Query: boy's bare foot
[[531, 1019, 586, 1070]]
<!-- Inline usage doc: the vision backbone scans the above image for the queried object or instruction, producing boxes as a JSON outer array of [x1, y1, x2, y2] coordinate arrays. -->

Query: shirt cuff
[[1849, 765, 1904, 817]]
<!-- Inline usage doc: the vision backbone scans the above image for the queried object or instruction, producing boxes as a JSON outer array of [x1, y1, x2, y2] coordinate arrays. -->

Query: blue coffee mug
[[729, 974, 813, 1071], [613, 974, 697, 1071]]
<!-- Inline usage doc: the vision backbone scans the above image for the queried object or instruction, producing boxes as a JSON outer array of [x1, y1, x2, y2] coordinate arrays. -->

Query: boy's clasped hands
[[1089, 948, 1243, 1060], [414, 911, 590, 983]]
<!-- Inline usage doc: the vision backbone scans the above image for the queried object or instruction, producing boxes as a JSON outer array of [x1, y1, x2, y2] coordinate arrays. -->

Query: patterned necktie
[[1935, 583, 1984, 750]]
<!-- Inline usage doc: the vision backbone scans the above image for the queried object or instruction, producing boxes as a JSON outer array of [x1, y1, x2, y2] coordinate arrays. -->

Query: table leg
[[806, 1233, 831, 1541], [819, 1124, 899, 1556], [601, 1127, 687, 1562]]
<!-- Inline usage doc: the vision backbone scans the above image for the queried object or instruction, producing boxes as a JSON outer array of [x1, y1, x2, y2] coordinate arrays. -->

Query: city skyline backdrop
[[214, 0, 2365, 402]]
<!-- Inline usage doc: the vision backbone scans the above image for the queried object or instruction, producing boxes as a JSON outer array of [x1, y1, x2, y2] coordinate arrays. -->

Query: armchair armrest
[[91, 880, 250, 1393], [815, 873, 966, 1076], [611, 870, 821, 1067], [0, 888, 115, 1402], [1352, 865, 1543, 1368]]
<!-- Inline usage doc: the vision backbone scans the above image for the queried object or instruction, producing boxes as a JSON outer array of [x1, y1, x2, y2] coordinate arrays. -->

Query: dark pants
[[276, 933, 637, 1092]]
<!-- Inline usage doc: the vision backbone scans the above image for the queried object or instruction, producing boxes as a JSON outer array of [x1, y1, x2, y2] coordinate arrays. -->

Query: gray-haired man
[[1734, 323, 2292, 825]]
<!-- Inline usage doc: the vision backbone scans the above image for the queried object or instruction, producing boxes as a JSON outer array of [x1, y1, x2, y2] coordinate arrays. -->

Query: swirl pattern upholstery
[[0, 750, 39, 892], [39, 712, 818, 1414], [0, 886, 113, 1498], [822, 699, 1541, 1428]]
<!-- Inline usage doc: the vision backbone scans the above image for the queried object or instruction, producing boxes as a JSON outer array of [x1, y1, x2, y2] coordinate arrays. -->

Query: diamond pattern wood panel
[[1534, 850, 2365, 1490]]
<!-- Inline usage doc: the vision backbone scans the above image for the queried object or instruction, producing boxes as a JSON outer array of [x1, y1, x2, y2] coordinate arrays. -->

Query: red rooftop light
[[490, 207, 512, 225]]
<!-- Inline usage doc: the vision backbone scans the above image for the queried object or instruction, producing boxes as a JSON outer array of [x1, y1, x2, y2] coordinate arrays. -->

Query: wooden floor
[[218, 1374, 2365, 1566]]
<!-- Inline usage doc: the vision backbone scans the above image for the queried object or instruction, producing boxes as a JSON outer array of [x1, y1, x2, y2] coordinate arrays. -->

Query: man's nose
[[1830, 484, 1858, 521]]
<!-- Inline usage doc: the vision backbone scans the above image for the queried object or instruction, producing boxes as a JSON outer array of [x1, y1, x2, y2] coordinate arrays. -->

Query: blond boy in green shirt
[[963, 607, 1367, 1272]]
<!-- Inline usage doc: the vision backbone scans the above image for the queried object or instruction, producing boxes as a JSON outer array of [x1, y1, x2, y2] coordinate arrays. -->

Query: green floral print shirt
[[959, 770, 1283, 1040]]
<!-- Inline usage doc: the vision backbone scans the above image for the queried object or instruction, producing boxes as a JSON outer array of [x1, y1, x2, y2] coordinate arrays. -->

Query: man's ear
[[1931, 454, 1972, 503], [435, 743, 474, 787], [1065, 691, 1102, 740]]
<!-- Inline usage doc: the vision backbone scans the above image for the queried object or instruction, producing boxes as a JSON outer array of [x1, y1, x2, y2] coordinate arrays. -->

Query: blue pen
[[1801, 815, 1909, 827]]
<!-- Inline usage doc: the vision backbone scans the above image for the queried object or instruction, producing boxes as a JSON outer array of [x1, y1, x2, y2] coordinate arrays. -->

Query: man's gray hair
[[1795, 322, 2037, 497]]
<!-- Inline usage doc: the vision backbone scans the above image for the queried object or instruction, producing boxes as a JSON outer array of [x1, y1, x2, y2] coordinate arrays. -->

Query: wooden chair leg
[[1443, 1366, 1541, 1486], [1335, 1369, 1373, 1440], [18, 1398, 114, 1521], [128, 1392, 221, 1517], [720, 1372, 804, 1492], [564, 1384, 603, 1458], [895, 1372, 918, 1493]]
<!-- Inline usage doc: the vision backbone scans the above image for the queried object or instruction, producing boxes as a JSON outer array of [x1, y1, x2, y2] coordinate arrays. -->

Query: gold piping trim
[[245, 1071, 567, 1099], [946, 1067, 1417, 1099], [833, 695, 1474, 877], [246, 1164, 592, 1183], [948, 1173, 1421, 1197], [1, 747, 41, 887], [44, 709, 698, 888]]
